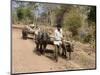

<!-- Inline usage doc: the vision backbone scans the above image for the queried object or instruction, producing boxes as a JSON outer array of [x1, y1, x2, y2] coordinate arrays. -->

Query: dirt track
[[12, 28, 96, 74]]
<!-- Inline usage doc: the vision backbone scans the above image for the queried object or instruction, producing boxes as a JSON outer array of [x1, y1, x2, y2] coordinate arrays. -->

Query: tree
[[88, 6, 96, 23], [63, 6, 83, 36], [12, 1, 38, 24], [54, 5, 72, 27]]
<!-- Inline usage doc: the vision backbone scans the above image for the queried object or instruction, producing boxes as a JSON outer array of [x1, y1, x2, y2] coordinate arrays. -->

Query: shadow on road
[[33, 48, 56, 61]]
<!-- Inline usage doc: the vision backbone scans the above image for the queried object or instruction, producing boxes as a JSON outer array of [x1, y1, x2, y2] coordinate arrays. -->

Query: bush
[[16, 7, 34, 24], [83, 34, 92, 43], [63, 8, 82, 36]]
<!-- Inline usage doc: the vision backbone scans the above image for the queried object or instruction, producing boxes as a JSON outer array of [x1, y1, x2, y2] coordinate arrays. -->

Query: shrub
[[17, 7, 34, 24], [63, 8, 82, 36]]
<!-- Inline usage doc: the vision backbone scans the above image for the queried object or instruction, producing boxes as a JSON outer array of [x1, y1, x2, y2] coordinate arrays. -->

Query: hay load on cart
[[22, 24, 38, 39]]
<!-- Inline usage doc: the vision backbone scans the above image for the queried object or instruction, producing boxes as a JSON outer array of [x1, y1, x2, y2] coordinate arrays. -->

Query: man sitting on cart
[[54, 24, 63, 55]]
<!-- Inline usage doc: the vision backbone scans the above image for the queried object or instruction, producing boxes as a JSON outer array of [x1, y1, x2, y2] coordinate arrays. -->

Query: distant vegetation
[[12, 0, 96, 47]]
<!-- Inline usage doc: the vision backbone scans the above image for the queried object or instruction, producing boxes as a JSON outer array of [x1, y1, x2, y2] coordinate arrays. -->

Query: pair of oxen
[[35, 31, 74, 62]]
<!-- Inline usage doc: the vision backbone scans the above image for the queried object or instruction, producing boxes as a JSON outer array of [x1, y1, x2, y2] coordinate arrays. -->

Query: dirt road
[[12, 28, 96, 74]]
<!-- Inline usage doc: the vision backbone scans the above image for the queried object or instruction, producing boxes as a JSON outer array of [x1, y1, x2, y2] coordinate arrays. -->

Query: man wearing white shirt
[[54, 25, 63, 46], [53, 25, 63, 61]]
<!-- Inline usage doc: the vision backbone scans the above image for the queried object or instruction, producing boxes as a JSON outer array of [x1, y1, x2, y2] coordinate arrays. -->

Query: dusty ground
[[12, 28, 96, 74]]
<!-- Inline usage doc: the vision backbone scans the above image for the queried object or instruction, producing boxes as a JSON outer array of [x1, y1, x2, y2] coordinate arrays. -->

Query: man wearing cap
[[54, 25, 63, 57], [54, 25, 63, 45]]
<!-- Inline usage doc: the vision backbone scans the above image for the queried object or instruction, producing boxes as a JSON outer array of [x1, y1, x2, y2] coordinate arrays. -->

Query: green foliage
[[63, 8, 82, 36], [17, 7, 34, 24], [79, 24, 96, 44], [17, 7, 24, 21], [12, 1, 96, 45], [54, 5, 72, 26], [88, 6, 96, 23], [83, 34, 92, 43]]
